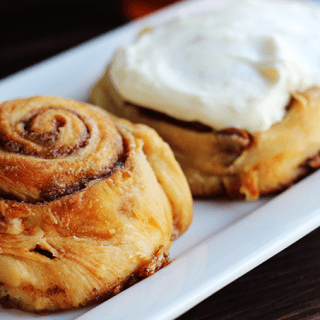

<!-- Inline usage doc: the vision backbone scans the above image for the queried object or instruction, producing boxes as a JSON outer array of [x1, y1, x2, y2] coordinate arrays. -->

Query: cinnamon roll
[[0, 96, 192, 312], [90, 0, 320, 200]]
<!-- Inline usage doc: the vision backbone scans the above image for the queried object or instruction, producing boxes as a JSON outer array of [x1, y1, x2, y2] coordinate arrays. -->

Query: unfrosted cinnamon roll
[[0, 96, 192, 312]]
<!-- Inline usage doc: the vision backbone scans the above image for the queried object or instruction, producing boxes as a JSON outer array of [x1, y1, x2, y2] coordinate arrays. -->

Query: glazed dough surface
[[0, 96, 192, 312]]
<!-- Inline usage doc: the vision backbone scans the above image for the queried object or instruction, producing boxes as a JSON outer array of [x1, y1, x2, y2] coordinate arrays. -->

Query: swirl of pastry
[[0, 96, 192, 312], [0, 96, 123, 202]]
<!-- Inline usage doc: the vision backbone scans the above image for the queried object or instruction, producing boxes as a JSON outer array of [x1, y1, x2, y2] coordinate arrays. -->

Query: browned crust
[[0, 96, 192, 313], [0, 246, 171, 314]]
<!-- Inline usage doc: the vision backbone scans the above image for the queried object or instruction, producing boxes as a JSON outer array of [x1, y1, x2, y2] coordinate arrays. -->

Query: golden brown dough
[[90, 67, 320, 200], [0, 96, 192, 312]]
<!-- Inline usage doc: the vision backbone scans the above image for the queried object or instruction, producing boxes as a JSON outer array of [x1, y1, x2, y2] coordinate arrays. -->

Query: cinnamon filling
[[0, 107, 90, 159], [0, 153, 127, 204], [0, 104, 127, 203], [30, 246, 55, 259], [129, 101, 253, 140], [128, 102, 254, 157], [127, 102, 213, 132]]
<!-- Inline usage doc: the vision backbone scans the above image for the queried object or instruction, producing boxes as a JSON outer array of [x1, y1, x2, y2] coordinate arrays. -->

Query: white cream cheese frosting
[[109, 0, 320, 132]]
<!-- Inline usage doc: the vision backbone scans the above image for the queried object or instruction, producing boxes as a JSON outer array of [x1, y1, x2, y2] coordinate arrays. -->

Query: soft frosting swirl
[[109, 0, 320, 132]]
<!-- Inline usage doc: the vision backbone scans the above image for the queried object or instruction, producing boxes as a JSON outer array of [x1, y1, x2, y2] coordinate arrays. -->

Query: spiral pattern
[[0, 96, 123, 202], [0, 96, 192, 312]]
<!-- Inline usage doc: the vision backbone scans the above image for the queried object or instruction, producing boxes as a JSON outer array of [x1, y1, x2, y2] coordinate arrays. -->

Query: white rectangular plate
[[1, 1, 320, 319]]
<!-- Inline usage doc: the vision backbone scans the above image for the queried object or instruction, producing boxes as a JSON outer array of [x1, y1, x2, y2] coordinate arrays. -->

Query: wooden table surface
[[2, 1, 320, 319]]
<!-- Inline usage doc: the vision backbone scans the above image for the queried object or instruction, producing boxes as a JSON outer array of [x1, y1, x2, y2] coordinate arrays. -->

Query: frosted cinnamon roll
[[0, 96, 192, 312], [90, 0, 320, 200]]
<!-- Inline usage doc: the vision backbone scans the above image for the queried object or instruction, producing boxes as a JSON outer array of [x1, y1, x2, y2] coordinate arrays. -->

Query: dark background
[[1, 0, 126, 80], [2, 1, 320, 319]]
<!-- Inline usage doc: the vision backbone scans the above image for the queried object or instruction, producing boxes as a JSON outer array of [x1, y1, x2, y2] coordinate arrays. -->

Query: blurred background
[[0, 0, 180, 80]]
